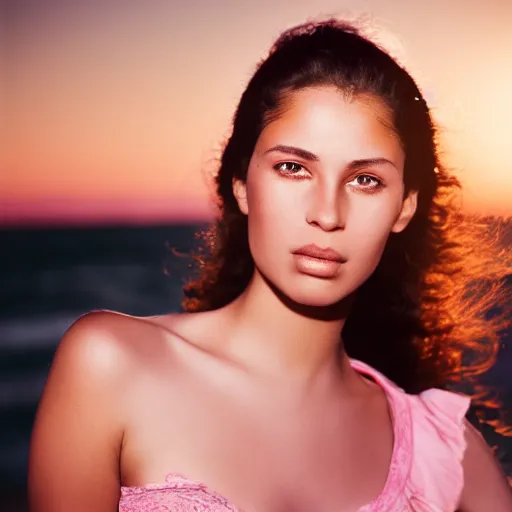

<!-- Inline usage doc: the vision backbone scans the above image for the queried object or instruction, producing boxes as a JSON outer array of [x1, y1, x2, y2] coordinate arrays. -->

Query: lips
[[292, 244, 346, 262], [291, 244, 346, 278]]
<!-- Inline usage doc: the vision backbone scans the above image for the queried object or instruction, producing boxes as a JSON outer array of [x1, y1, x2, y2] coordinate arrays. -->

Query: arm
[[28, 312, 131, 512], [458, 420, 512, 512]]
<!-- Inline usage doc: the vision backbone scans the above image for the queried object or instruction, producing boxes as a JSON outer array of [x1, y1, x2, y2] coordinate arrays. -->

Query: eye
[[273, 161, 309, 178], [348, 174, 383, 191]]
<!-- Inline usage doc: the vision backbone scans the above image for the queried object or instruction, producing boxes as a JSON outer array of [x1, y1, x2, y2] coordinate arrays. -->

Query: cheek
[[346, 195, 400, 258], [246, 172, 301, 241]]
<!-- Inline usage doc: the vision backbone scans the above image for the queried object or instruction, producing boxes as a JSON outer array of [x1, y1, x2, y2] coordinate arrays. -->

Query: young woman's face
[[234, 86, 417, 307]]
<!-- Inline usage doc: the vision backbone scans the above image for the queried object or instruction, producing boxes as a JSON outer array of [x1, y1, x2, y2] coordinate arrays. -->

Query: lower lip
[[293, 254, 343, 278]]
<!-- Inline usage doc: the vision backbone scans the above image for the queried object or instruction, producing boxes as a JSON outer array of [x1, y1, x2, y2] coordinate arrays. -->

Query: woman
[[28, 19, 512, 512]]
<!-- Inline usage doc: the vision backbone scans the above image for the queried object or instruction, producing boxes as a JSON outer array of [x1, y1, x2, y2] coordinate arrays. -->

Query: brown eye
[[275, 162, 304, 174], [357, 175, 376, 186], [351, 174, 383, 189], [273, 162, 309, 179]]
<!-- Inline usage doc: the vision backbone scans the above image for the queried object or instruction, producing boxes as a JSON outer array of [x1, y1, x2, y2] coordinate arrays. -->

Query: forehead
[[256, 86, 403, 164]]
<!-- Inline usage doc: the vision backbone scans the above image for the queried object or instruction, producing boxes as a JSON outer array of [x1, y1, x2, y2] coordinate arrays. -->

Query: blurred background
[[1, 0, 511, 510]]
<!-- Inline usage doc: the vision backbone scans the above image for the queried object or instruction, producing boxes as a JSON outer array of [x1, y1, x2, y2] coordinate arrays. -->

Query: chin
[[296, 286, 352, 307], [271, 275, 358, 317]]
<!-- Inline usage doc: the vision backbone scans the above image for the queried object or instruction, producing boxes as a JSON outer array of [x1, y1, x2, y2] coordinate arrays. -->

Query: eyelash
[[273, 162, 307, 177], [272, 161, 385, 191]]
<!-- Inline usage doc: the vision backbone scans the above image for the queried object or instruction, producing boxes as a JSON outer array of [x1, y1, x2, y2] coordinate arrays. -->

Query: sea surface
[[0, 221, 510, 510]]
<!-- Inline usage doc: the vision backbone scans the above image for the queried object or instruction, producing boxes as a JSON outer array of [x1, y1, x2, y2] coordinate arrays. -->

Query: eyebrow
[[264, 144, 319, 162], [264, 144, 397, 170]]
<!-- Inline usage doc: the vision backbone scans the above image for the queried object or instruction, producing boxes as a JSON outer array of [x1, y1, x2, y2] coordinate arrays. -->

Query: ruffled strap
[[418, 388, 470, 460], [406, 388, 471, 510]]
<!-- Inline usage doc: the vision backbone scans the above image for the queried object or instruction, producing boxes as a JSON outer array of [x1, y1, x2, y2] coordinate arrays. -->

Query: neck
[[222, 270, 352, 385]]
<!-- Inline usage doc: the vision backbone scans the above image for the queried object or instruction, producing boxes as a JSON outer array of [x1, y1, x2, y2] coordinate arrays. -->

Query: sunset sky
[[3, 0, 512, 226]]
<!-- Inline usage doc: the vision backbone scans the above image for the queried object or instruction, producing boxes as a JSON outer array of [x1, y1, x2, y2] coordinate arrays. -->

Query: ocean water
[[0, 222, 510, 509]]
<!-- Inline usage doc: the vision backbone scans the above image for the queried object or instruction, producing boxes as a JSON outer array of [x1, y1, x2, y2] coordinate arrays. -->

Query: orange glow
[[3, 1, 512, 225]]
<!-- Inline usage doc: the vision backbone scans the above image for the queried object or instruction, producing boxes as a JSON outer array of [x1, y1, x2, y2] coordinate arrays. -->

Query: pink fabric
[[119, 359, 470, 512]]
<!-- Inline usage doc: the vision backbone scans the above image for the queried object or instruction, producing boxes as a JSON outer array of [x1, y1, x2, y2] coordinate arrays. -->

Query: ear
[[232, 178, 249, 215], [391, 190, 418, 233]]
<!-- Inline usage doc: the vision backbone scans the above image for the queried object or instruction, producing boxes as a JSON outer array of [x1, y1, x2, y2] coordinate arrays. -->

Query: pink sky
[[3, 0, 512, 226]]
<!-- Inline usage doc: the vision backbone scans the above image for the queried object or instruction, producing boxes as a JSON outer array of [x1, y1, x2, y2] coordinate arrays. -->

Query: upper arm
[[28, 312, 132, 512], [458, 420, 512, 512]]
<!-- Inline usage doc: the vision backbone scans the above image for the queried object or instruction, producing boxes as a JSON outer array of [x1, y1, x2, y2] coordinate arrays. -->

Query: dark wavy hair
[[182, 19, 511, 411]]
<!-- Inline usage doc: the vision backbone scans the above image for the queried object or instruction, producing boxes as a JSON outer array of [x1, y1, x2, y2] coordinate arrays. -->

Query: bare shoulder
[[68, 307, 195, 360], [55, 307, 227, 376], [28, 310, 176, 512], [458, 420, 512, 512], [57, 309, 169, 365], [56, 310, 139, 368]]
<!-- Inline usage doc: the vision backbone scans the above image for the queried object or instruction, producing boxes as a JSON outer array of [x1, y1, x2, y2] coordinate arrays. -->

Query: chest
[[120, 379, 395, 512]]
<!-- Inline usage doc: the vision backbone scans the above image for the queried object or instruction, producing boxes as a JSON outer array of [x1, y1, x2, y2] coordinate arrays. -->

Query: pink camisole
[[119, 359, 470, 511]]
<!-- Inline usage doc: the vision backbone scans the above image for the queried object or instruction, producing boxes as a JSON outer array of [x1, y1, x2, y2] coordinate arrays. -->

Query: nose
[[305, 181, 345, 232]]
